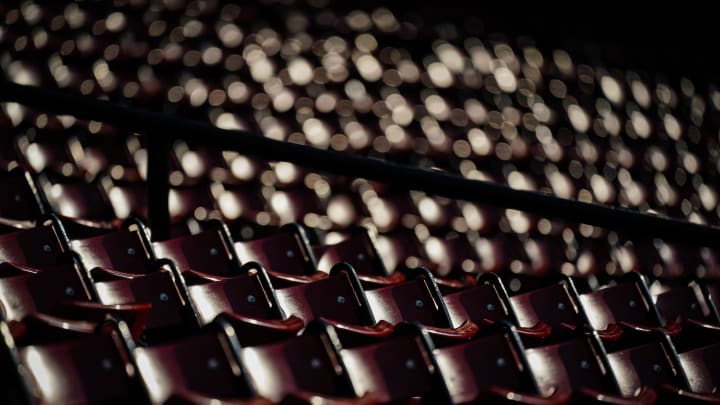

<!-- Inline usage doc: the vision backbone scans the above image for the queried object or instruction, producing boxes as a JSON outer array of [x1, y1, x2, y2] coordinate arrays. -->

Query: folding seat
[[168, 182, 221, 224], [217, 182, 270, 227], [374, 229, 435, 274], [523, 234, 570, 276], [268, 187, 326, 226], [603, 328, 720, 402], [105, 179, 150, 220], [313, 227, 406, 287], [153, 220, 240, 277], [579, 273, 681, 341], [92, 265, 199, 343], [655, 241, 706, 280], [18, 126, 84, 177], [335, 323, 454, 403], [172, 141, 232, 183], [232, 319, 378, 403], [272, 263, 394, 343], [0, 166, 45, 221], [234, 223, 319, 281], [524, 332, 658, 403], [0, 217, 69, 269], [611, 238, 664, 278], [433, 323, 565, 404], [133, 317, 265, 404], [413, 194, 463, 235], [650, 281, 716, 326], [0, 314, 149, 404], [508, 276, 594, 343], [443, 273, 553, 341], [70, 219, 156, 274], [573, 235, 615, 277], [362, 268, 478, 343], [422, 233, 483, 283], [185, 262, 304, 346], [76, 130, 143, 181], [475, 231, 533, 275], [459, 201, 502, 235], [0, 260, 91, 322], [36, 171, 118, 222]]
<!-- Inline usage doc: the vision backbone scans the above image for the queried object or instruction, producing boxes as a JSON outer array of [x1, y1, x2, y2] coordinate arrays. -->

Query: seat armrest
[[53, 300, 152, 341], [167, 389, 273, 405], [422, 320, 479, 343], [281, 390, 380, 405], [514, 321, 553, 340], [319, 318, 394, 339], [478, 385, 570, 404], [578, 387, 657, 405], [356, 272, 405, 288], [223, 313, 304, 346], [269, 271, 328, 286], [618, 318, 681, 337], [182, 269, 228, 285], [90, 266, 141, 281], [659, 384, 720, 403], [595, 323, 624, 341]]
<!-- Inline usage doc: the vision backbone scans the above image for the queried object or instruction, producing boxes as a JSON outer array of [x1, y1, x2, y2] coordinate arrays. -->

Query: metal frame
[[3, 79, 720, 246]]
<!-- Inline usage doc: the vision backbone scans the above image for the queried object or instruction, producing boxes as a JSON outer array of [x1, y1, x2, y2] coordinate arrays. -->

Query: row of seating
[[1, 208, 720, 403], [2, 1, 720, 226], [3, 132, 719, 284]]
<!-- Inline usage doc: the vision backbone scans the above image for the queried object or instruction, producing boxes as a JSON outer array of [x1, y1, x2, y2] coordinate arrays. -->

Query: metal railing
[[2, 78, 719, 246]]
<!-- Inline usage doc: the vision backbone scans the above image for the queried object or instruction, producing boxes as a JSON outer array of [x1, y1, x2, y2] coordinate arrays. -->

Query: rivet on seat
[[337, 295, 346, 304], [496, 357, 506, 367], [557, 302, 566, 311], [42, 244, 52, 253], [101, 358, 113, 371], [208, 357, 219, 370], [628, 299, 637, 308], [415, 299, 424, 308], [127, 247, 136, 256], [580, 360, 590, 369], [65, 286, 75, 296], [247, 294, 256, 303], [405, 359, 416, 369], [159, 292, 169, 302], [357, 253, 365, 261], [310, 358, 322, 369], [209, 247, 219, 256], [486, 303, 496, 311], [286, 250, 294, 258], [652, 363, 662, 374]]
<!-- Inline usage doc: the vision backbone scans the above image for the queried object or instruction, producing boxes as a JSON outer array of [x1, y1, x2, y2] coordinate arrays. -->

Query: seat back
[[580, 277, 661, 331], [241, 331, 350, 402], [234, 227, 315, 276], [434, 329, 534, 403], [0, 262, 92, 321], [275, 267, 373, 326], [524, 336, 616, 397], [135, 328, 252, 403], [365, 269, 452, 327], [0, 222, 67, 269], [154, 227, 237, 276], [315, 228, 387, 276], [94, 269, 197, 341], [187, 269, 279, 325], [510, 281, 584, 331], [341, 327, 450, 403], [72, 227, 154, 274], [606, 340, 684, 397]]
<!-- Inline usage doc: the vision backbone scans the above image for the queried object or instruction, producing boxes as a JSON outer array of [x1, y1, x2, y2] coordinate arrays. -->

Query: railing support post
[[147, 133, 171, 241]]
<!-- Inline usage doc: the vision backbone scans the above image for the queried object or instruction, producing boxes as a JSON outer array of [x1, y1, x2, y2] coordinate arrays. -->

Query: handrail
[[2, 78, 720, 245]]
